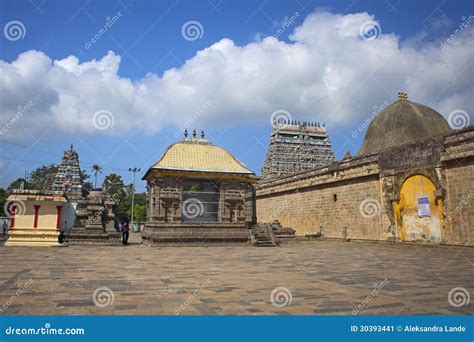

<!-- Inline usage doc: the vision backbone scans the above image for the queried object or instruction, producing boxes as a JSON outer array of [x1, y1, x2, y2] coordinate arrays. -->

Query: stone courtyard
[[0, 237, 472, 315]]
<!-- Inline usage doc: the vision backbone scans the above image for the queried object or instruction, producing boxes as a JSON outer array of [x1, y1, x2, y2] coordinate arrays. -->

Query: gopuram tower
[[260, 120, 335, 181], [50, 144, 83, 200]]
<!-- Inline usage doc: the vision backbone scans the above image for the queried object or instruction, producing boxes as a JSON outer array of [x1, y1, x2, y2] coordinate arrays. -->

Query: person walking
[[122, 221, 130, 246], [2, 220, 7, 236]]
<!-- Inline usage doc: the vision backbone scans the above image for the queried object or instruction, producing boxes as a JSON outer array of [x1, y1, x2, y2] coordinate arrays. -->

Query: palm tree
[[92, 164, 103, 189]]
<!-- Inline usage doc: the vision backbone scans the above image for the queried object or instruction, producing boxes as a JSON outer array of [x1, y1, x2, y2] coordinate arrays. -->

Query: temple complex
[[5, 94, 472, 248], [4, 190, 75, 246], [50, 145, 83, 201], [256, 92, 474, 246], [260, 120, 335, 181], [142, 130, 257, 244]]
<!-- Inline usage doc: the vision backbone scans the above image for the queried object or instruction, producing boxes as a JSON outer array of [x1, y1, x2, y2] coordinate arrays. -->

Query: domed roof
[[358, 93, 450, 156], [145, 137, 255, 177]]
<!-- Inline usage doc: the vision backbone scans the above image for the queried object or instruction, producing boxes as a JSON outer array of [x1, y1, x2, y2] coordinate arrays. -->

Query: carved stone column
[[381, 172, 396, 236]]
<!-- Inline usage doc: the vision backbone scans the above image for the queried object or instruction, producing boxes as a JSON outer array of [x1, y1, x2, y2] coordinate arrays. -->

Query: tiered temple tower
[[260, 120, 335, 181], [51, 145, 83, 200]]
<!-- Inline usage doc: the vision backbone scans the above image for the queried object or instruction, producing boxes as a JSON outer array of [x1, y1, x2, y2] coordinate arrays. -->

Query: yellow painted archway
[[395, 175, 443, 242]]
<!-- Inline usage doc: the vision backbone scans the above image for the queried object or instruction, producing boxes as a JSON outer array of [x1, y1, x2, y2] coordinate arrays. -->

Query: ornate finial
[[70, 144, 73, 150], [192, 129, 197, 138], [201, 130, 205, 139], [184, 129, 188, 138], [398, 91, 408, 100]]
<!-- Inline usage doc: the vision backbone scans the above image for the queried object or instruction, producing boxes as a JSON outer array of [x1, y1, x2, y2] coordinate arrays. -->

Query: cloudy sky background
[[0, 0, 472, 191]]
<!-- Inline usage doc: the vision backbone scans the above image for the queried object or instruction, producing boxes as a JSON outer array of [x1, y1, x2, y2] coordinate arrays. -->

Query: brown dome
[[358, 94, 450, 156]]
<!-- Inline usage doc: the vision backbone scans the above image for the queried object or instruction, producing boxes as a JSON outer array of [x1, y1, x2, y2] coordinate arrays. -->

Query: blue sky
[[0, 0, 472, 192]]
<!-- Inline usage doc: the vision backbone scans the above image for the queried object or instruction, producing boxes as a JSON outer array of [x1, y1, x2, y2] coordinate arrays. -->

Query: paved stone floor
[[0, 237, 472, 315]]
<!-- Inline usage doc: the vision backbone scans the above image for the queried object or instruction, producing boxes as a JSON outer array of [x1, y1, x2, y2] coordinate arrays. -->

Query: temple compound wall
[[442, 130, 474, 245], [256, 127, 474, 246], [257, 155, 390, 240]]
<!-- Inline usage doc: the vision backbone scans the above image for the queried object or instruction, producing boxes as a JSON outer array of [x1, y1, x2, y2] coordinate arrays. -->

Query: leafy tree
[[29, 164, 58, 190], [133, 204, 147, 222], [116, 183, 132, 222], [102, 173, 126, 200], [76, 169, 92, 196], [91, 164, 102, 189], [102, 173, 128, 218], [114, 185, 147, 223], [127, 193, 147, 222], [134, 192, 147, 205], [0, 188, 7, 214], [81, 181, 93, 195], [7, 178, 26, 191], [80, 169, 91, 185]]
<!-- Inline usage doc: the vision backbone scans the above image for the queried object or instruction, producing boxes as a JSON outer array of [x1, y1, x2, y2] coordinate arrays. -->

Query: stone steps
[[142, 224, 250, 245], [5, 227, 61, 247], [66, 229, 122, 245], [250, 227, 277, 247]]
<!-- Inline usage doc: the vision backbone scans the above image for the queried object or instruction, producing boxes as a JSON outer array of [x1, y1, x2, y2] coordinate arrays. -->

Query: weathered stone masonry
[[257, 153, 390, 239], [256, 127, 474, 246]]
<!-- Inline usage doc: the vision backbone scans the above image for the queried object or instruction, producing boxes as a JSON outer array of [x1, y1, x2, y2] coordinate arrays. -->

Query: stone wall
[[442, 128, 474, 245], [256, 126, 474, 246], [257, 156, 391, 240]]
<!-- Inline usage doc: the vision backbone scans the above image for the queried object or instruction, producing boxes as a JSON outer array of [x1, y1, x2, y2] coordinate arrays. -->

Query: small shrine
[[142, 130, 257, 244], [5, 190, 74, 247], [66, 190, 121, 244]]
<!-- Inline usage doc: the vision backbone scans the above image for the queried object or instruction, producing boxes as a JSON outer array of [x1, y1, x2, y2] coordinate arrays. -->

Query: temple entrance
[[182, 180, 220, 223], [396, 175, 442, 242]]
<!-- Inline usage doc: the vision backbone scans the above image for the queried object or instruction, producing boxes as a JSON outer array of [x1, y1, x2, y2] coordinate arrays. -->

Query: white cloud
[[0, 10, 472, 140]]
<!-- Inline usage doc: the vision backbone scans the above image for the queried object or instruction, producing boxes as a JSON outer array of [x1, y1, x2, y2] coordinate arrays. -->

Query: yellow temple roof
[[146, 139, 255, 176]]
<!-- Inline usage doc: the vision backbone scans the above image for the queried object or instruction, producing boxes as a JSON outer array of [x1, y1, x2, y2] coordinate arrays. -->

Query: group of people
[[119, 221, 130, 246]]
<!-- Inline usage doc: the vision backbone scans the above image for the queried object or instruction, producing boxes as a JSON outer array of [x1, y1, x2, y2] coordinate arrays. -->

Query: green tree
[[78, 169, 93, 196], [91, 164, 102, 189], [133, 204, 147, 222], [0, 188, 7, 214], [80, 169, 91, 185], [127, 193, 147, 222], [7, 178, 26, 191], [82, 181, 93, 195], [102, 173, 128, 221], [29, 164, 58, 190], [116, 183, 132, 222], [103, 173, 126, 200]]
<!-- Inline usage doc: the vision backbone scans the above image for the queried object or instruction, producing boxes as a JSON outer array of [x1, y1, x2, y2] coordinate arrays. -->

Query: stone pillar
[[10, 205, 16, 228], [175, 179, 183, 222], [56, 205, 63, 231], [219, 183, 226, 223], [147, 182, 156, 224], [33, 205, 41, 228]]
